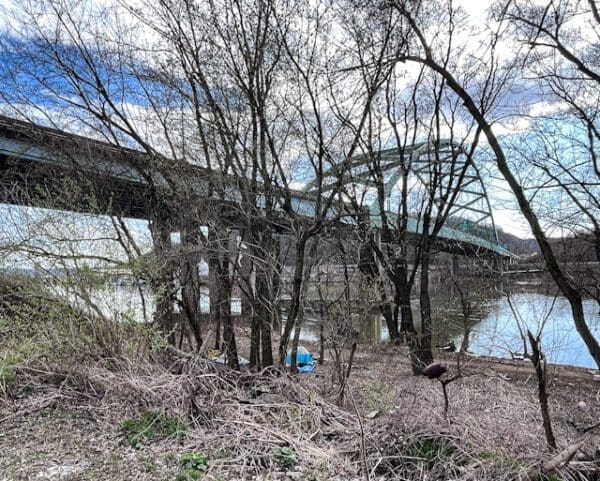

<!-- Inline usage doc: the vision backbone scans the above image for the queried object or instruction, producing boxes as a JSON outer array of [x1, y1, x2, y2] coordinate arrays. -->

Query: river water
[[298, 291, 600, 369], [74, 283, 600, 369], [462, 292, 600, 368]]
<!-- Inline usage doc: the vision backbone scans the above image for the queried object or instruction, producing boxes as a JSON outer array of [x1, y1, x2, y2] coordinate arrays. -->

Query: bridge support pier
[[492, 254, 504, 275], [358, 309, 382, 344]]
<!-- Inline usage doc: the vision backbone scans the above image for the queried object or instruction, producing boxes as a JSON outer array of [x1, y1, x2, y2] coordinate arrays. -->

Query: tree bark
[[418, 243, 434, 368], [149, 213, 175, 345], [208, 225, 239, 370], [279, 235, 308, 365], [217, 251, 239, 370], [250, 306, 261, 367], [527, 330, 557, 450], [181, 225, 203, 351], [397, 274, 414, 338]]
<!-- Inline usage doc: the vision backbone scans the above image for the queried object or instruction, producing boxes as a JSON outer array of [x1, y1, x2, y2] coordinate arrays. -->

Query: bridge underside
[[0, 115, 512, 259], [0, 153, 152, 219], [0, 156, 507, 260]]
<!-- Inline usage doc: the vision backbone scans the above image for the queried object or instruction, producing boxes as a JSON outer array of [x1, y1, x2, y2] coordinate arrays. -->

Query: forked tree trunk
[[527, 330, 556, 450]]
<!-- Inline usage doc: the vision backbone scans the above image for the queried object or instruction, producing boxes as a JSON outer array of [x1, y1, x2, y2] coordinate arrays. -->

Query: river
[[70, 282, 600, 369], [298, 291, 600, 369], [461, 292, 600, 368]]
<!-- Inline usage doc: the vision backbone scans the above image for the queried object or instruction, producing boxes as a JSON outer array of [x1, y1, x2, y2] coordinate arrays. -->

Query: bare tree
[[0, 0, 399, 371], [273, 1, 399, 369], [337, 30, 486, 372], [507, 292, 557, 449], [383, 0, 600, 369]]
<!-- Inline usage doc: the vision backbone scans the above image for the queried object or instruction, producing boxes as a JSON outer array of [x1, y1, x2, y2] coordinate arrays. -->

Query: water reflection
[[299, 292, 600, 369], [461, 293, 600, 368]]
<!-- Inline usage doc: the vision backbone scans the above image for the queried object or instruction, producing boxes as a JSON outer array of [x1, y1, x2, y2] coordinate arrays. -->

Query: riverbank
[[306, 343, 600, 463], [1, 342, 599, 481]]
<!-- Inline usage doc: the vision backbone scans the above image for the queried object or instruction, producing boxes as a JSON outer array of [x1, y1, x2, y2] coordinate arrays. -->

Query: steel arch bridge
[[304, 140, 511, 257], [0, 114, 512, 258]]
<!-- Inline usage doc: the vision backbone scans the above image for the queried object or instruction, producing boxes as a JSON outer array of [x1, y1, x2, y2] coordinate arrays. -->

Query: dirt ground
[[1, 343, 599, 480]]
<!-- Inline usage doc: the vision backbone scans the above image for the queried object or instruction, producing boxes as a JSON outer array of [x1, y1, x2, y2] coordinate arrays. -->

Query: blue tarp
[[286, 351, 313, 365], [297, 362, 317, 373], [285, 346, 315, 372]]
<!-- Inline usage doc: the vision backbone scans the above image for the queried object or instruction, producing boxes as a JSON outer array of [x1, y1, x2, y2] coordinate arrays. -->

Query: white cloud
[[454, 0, 492, 23]]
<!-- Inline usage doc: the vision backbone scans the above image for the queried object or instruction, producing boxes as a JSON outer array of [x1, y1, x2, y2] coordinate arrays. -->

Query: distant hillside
[[497, 228, 540, 255], [497, 229, 599, 261], [549, 234, 599, 262]]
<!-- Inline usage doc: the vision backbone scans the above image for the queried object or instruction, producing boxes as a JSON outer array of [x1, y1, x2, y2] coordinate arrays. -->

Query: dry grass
[[339, 345, 600, 480], [1, 355, 360, 480], [2, 345, 600, 480]]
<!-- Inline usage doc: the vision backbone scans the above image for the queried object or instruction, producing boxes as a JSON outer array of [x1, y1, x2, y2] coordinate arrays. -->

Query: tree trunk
[[254, 271, 274, 368], [290, 301, 304, 373], [396, 278, 422, 375], [381, 300, 398, 343], [209, 254, 222, 351], [218, 251, 239, 370], [149, 214, 175, 345], [240, 230, 260, 368], [266, 235, 281, 367], [214, 319, 221, 351], [181, 258, 203, 351], [261, 304, 274, 367], [418, 244, 434, 369], [397, 282, 413, 336], [291, 238, 318, 372], [256, 227, 275, 368], [250, 307, 261, 367], [208, 225, 238, 370], [181, 226, 203, 351], [527, 330, 557, 450], [279, 235, 307, 365], [246, 223, 275, 369]]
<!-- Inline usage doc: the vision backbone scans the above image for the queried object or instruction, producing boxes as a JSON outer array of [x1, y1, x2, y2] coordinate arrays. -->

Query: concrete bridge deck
[[0, 115, 514, 258]]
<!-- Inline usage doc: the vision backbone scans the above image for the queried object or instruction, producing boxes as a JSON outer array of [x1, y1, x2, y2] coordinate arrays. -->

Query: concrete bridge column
[[358, 309, 382, 344], [492, 254, 504, 275]]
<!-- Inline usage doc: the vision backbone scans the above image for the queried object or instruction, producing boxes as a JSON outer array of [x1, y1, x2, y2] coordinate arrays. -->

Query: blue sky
[[0, 33, 531, 238], [1, 0, 597, 242]]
